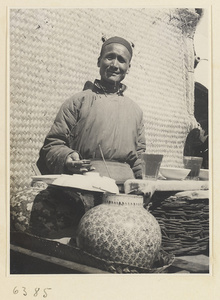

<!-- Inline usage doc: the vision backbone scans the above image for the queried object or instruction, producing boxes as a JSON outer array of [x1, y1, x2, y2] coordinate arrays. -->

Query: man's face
[[98, 43, 131, 85]]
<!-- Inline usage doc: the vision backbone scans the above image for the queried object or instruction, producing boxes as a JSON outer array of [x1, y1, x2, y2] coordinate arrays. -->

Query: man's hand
[[65, 152, 95, 174]]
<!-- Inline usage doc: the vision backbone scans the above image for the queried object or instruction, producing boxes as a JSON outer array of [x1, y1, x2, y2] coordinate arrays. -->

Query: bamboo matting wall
[[10, 8, 201, 195]]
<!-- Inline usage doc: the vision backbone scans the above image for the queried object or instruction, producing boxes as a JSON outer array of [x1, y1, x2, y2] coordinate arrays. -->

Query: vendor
[[11, 36, 146, 238], [37, 36, 146, 179]]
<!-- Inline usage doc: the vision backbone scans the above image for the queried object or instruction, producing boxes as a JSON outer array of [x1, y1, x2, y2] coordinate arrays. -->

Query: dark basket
[[149, 193, 209, 256]]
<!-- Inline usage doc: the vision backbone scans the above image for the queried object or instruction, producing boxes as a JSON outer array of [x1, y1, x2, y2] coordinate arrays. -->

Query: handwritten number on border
[[22, 287, 27, 296], [13, 287, 52, 298], [13, 287, 18, 294], [34, 288, 40, 297], [43, 288, 52, 298]]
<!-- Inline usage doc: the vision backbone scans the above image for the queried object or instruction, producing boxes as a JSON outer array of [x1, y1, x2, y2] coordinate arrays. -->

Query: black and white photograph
[[2, 2, 220, 299], [8, 7, 210, 276]]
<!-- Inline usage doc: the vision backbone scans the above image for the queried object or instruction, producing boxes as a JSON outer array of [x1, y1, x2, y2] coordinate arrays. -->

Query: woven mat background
[[10, 8, 201, 195]]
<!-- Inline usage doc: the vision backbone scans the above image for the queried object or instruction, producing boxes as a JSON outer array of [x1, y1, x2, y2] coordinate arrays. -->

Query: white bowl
[[159, 167, 190, 180], [199, 169, 209, 180]]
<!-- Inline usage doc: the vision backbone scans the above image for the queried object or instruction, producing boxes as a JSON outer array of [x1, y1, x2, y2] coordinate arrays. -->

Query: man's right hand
[[65, 152, 95, 174]]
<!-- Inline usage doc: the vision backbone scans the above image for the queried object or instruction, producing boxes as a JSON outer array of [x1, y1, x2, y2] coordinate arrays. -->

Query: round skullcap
[[101, 36, 133, 57]]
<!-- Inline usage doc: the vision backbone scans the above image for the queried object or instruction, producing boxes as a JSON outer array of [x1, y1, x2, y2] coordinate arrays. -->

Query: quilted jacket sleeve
[[131, 112, 146, 179], [37, 96, 81, 174]]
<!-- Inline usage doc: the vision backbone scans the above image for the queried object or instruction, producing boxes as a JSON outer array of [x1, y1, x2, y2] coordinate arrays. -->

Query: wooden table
[[124, 178, 209, 194], [10, 244, 209, 274], [10, 232, 209, 274]]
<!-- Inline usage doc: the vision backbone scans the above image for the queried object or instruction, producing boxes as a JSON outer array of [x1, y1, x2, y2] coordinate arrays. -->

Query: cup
[[183, 156, 203, 180], [141, 153, 163, 180]]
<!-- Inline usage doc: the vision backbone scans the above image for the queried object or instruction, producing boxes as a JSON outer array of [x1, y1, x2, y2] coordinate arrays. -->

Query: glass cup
[[183, 156, 203, 180], [141, 153, 163, 180]]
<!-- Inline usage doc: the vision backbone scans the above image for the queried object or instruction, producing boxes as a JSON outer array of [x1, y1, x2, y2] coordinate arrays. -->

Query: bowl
[[199, 169, 209, 180], [159, 167, 190, 180]]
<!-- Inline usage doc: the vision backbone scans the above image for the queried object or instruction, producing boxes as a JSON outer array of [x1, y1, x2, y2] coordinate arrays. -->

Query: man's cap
[[100, 36, 133, 57]]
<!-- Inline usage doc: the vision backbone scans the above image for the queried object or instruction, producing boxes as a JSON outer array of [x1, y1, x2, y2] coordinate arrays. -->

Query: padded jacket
[[37, 80, 146, 178]]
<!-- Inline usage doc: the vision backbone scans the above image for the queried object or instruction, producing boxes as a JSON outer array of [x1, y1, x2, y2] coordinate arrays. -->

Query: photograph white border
[[1, 1, 219, 299]]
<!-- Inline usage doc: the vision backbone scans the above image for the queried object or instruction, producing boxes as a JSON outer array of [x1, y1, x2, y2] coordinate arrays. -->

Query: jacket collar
[[83, 80, 127, 96]]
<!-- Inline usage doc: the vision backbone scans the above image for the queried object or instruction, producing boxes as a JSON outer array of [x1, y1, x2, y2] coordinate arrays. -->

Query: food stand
[[10, 173, 209, 274]]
